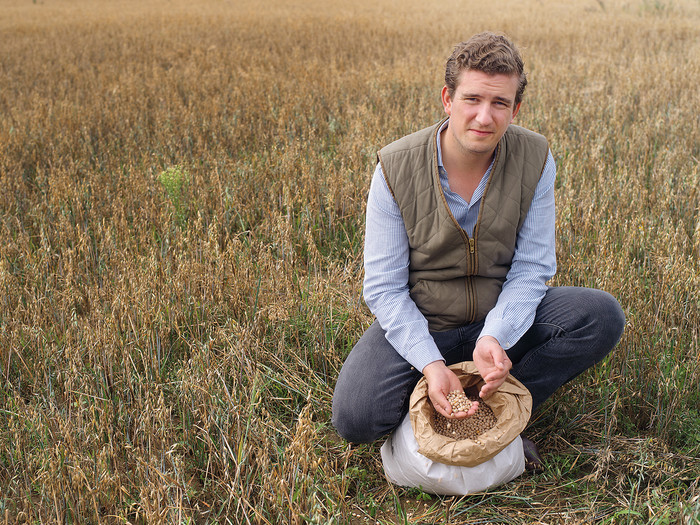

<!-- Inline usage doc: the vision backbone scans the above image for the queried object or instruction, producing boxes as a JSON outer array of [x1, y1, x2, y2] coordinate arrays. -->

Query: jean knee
[[330, 410, 356, 443], [331, 405, 378, 444], [331, 382, 379, 444], [332, 382, 358, 442], [586, 290, 625, 361], [596, 290, 626, 340]]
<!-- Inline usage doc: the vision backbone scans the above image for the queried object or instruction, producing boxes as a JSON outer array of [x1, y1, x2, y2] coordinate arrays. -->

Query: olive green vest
[[377, 118, 549, 331]]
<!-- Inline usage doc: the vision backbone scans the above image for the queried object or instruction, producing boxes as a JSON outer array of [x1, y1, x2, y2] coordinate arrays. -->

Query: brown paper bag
[[409, 361, 532, 467]]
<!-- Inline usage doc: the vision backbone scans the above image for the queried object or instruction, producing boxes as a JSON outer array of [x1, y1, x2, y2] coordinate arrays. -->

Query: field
[[1, 0, 699, 523]]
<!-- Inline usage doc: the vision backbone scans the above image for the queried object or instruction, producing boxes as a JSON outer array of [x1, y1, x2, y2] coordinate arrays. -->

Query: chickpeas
[[432, 390, 497, 440], [446, 390, 473, 413]]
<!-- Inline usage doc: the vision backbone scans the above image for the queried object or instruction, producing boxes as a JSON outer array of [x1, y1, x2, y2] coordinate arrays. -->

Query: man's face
[[441, 69, 521, 160]]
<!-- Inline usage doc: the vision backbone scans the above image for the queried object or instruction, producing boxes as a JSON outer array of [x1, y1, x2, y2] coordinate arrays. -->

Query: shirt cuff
[[402, 337, 444, 373], [479, 318, 517, 349]]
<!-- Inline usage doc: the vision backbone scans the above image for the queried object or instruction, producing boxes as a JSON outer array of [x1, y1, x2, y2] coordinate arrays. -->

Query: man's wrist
[[480, 318, 516, 349], [421, 358, 447, 376], [403, 338, 443, 372], [477, 335, 500, 344]]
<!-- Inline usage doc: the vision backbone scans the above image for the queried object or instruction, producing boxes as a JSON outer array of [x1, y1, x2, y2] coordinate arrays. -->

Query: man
[[332, 32, 625, 466]]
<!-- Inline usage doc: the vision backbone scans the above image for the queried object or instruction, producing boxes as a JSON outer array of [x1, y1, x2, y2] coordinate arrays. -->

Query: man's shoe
[[522, 436, 544, 473]]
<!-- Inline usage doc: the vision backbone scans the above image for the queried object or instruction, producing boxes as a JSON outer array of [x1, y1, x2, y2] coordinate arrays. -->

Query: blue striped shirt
[[363, 119, 557, 372]]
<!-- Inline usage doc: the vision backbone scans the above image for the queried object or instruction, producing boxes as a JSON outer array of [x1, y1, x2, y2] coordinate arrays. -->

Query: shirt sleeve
[[478, 150, 557, 348], [362, 163, 444, 372]]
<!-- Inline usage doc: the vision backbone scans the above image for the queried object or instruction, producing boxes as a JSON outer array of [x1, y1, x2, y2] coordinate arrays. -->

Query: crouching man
[[332, 32, 625, 469]]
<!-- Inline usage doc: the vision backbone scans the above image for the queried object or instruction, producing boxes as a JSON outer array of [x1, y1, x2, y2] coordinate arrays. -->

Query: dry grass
[[1, 0, 699, 523]]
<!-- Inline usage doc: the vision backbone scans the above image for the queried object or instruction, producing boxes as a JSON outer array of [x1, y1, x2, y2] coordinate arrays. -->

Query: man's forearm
[[479, 152, 557, 349], [363, 164, 443, 371]]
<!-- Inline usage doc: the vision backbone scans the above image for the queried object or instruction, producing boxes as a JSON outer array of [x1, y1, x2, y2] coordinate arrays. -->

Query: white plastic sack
[[380, 412, 525, 496]]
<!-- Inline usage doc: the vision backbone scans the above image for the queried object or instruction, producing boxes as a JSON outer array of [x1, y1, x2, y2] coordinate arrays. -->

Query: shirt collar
[[436, 118, 449, 169]]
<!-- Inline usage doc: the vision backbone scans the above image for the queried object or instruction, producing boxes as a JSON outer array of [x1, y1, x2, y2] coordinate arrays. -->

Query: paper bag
[[409, 361, 532, 467]]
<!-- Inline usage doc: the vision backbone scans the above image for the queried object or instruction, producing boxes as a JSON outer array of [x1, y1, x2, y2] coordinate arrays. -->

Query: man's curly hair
[[445, 32, 527, 105]]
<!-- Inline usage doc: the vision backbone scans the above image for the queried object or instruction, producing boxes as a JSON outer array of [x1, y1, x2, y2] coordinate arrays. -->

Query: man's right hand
[[422, 360, 479, 419]]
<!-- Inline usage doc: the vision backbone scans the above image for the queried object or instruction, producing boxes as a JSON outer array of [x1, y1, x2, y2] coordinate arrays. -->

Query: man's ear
[[511, 102, 521, 122], [441, 85, 453, 116]]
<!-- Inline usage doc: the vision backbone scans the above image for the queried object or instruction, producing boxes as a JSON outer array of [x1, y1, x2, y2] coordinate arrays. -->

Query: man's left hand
[[473, 336, 512, 399]]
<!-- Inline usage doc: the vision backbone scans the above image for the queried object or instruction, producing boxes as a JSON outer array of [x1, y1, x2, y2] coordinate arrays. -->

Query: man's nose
[[475, 104, 493, 126]]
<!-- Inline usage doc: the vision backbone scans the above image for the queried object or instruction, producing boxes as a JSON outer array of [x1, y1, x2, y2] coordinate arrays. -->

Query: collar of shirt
[[436, 118, 495, 208]]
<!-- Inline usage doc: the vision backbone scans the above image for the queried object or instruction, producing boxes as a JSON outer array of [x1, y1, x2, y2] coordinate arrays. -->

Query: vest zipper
[[467, 237, 477, 323]]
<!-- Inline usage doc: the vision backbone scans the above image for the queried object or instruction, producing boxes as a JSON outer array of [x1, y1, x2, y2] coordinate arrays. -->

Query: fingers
[[474, 340, 512, 398], [481, 365, 511, 383], [494, 354, 511, 370], [479, 382, 497, 399], [450, 400, 480, 419], [430, 387, 481, 420], [431, 393, 454, 418], [479, 375, 508, 399], [424, 360, 494, 419], [428, 385, 454, 418], [488, 346, 511, 370]]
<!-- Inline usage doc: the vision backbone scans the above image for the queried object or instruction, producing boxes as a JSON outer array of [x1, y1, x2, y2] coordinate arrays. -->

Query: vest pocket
[[409, 278, 471, 332]]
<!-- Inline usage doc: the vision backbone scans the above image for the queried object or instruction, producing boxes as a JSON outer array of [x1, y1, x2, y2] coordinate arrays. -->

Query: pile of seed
[[446, 390, 473, 413], [432, 390, 498, 440]]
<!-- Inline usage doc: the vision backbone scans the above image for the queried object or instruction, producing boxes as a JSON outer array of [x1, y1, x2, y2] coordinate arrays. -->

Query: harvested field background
[[1, 0, 699, 523]]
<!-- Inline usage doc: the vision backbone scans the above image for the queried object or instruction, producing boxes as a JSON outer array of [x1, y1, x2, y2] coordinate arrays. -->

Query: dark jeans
[[331, 287, 625, 444]]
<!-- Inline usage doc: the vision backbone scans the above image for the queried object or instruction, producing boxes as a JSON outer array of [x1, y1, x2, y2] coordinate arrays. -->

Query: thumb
[[431, 391, 452, 417]]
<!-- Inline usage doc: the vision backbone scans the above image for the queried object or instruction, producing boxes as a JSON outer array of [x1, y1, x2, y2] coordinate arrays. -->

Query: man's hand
[[473, 336, 512, 399], [422, 361, 479, 419]]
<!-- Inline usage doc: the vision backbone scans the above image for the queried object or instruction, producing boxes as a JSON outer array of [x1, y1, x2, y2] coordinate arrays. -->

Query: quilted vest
[[377, 118, 549, 331]]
